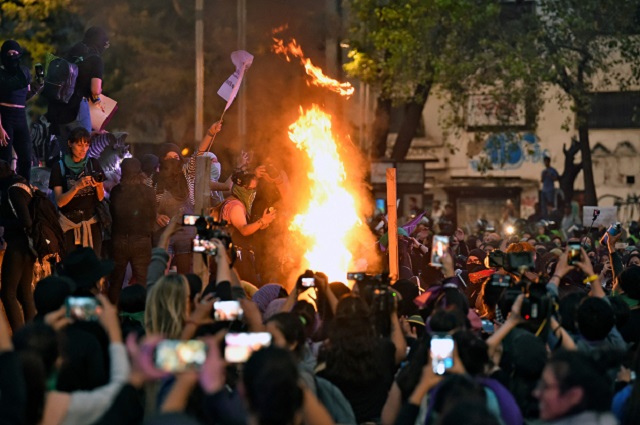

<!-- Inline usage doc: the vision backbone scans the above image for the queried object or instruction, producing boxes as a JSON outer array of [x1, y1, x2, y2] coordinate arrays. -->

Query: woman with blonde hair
[[145, 274, 190, 338]]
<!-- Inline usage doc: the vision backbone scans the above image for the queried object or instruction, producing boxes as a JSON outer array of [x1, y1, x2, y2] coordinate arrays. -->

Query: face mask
[[232, 184, 257, 217], [210, 162, 221, 182], [1, 53, 20, 74]]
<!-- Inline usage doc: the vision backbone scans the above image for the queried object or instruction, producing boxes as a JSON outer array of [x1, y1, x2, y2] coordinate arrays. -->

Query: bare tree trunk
[[371, 96, 392, 159], [390, 83, 431, 161], [559, 138, 582, 207], [577, 110, 597, 206]]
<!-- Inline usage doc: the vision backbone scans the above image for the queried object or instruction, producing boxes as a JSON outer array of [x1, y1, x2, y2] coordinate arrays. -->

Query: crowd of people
[[1, 26, 640, 425]]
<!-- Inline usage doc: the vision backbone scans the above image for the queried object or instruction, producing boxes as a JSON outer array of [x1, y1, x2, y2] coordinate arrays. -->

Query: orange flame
[[288, 105, 364, 282], [272, 37, 355, 98]]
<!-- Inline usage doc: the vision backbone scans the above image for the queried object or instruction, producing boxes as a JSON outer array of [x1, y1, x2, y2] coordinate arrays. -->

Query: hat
[[158, 143, 183, 161], [378, 228, 409, 248], [120, 157, 141, 180], [1, 40, 22, 56], [407, 315, 425, 327], [83, 27, 109, 49], [264, 298, 288, 321], [252, 283, 285, 314], [141, 154, 159, 175], [34, 276, 75, 317], [58, 247, 114, 292]]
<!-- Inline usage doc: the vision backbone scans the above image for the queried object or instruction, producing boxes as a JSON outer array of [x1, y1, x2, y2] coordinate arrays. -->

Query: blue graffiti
[[469, 132, 550, 171]]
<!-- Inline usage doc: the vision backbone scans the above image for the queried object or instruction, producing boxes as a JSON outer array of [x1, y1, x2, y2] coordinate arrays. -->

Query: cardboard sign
[[89, 95, 118, 132], [582, 206, 617, 227], [217, 50, 254, 112]]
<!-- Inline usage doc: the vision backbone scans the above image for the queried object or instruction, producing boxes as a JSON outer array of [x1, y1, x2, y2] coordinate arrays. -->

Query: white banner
[[217, 50, 254, 111], [582, 206, 617, 227]]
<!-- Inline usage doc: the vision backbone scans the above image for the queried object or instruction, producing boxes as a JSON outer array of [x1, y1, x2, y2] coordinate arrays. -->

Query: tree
[[0, 0, 84, 115], [343, 0, 504, 160], [530, 0, 640, 206]]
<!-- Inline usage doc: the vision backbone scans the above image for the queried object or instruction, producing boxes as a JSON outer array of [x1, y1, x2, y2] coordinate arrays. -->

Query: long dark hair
[[156, 159, 189, 201], [243, 347, 303, 425], [321, 296, 381, 382]]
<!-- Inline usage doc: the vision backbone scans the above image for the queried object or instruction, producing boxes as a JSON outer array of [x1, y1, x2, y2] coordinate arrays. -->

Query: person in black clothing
[[0, 159, 36, 331], [0, 40, 39, 182], [108, 157, 157, 304], [48, 127, 106, 257], [46, 27, 110, 147]]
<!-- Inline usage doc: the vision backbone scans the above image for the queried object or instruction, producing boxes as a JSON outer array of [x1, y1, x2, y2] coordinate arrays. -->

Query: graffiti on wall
[[469, 133, 550, 172]]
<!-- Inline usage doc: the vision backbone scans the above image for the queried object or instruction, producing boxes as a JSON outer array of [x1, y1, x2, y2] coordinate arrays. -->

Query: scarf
[[232, 184, 256, 217], [119, 311, 145, 325], [63, 154, 88, 175]]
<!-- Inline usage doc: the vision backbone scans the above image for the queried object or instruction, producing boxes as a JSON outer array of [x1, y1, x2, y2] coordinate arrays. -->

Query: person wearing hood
[[46, 26, 110, 147], [0, 159, 36, 331], [107, 157, 157, 304], [0, 40, 38, 182]]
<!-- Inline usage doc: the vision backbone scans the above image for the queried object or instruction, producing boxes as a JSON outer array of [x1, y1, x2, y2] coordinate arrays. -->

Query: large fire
[[272, 31, 370, 283], [272, 37, 355, 98], [288, 105, 362, 282]]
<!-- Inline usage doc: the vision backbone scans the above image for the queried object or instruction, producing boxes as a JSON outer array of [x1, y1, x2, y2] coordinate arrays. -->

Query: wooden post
[[386, 168, 399, 282], [195, 0, 204, 142], [193, 156, 211, 288]]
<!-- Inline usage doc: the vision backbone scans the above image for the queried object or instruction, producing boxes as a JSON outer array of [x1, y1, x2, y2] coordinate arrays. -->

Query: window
[[588, 92, 640, 129]]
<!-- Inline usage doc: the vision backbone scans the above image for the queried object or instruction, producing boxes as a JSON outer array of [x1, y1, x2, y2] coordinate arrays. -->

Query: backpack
[[8, 183, 65, 262], [42, 53, 79, 103], [314, 376, 357, 425], [42, 51, 96, 104]]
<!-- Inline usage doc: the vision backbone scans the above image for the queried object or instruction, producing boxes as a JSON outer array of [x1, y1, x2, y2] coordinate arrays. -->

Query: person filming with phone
[[49, 127, 106, 257]]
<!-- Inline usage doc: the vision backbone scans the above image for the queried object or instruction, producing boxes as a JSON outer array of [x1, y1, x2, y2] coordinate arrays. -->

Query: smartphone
[[507, 252, 535, 270], [568, 242, 582, 265], [154, 340, 207, 373], [301, 277, 315, 288], [347, 272, 366, 281], [182, 214, 200, 226], [35, 63, 44, 78], [490, 274, 511, 288], [224, 332, 272, 363], [430, 334, 455, 375], [430, 235, 449, 267], [65, 296, 100, 321], [214, 300, 244, 321], [481, 319, 495, 334], [193, 236, 217, 256]]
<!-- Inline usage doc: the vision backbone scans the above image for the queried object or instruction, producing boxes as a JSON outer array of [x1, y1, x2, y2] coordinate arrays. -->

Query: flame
[[288, 105, 362, 282], [272, 37, 355, 98]]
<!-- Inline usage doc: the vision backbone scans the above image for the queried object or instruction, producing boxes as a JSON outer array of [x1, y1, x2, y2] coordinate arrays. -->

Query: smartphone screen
[[65, 297, 100, 321], [193, 236, 217, 255], [214, 300, 244, 321], [301, 277, 315, 288], [154, 340, 207, 373], [568, 243, 582, 265], [224, 332, 272, 363], [431, 235, 449, 267], [490, 274, 511, 288], [430, 334, 454, 375], [347, 272, 366, 281], [182, 214, 200, 226]]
